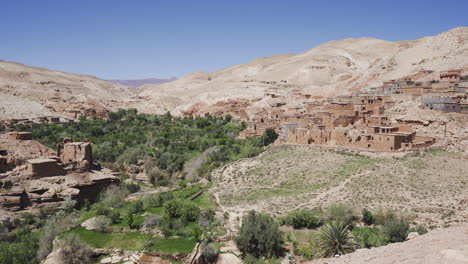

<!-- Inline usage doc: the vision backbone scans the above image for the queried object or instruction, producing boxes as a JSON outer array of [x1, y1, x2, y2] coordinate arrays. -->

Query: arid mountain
[[138, 27, 468, 114], [0, 60, 135, 120], [109, 77, 177, 87]]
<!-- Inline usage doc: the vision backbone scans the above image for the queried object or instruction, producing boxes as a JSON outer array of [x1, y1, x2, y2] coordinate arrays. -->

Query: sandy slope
[[139, 27, 468, 114], [0, 60, 134, 119]]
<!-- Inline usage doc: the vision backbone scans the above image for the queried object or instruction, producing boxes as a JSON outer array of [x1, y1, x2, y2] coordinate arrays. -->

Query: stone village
[[185, 68, 468, 152]]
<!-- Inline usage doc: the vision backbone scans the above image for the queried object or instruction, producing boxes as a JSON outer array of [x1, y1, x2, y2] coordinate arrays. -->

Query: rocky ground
[[307, 223, 468, 264]]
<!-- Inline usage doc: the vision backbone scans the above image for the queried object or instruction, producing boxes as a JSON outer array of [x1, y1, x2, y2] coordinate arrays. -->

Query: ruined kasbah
[[184, 68, 468, 152]]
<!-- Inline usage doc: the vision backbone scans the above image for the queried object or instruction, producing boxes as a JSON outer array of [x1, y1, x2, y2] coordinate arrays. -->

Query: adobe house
[[26, 158, 66, 178], [6, 132, 32, 140], [421, 96, 462, 113], [57, 139, 93, 170], [440, 70, 461, 82]]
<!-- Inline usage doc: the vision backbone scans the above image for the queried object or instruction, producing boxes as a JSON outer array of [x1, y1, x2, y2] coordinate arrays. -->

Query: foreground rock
[[307, 224, 468, 264], [0, 132, 119, 214]]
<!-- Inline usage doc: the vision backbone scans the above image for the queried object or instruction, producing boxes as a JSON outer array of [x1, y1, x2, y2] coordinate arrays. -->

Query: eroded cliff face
[[0, 133, 119, 213]]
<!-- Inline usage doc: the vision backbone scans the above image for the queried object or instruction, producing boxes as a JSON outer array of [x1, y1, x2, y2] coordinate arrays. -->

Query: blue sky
[[1, 0, 467, 79]]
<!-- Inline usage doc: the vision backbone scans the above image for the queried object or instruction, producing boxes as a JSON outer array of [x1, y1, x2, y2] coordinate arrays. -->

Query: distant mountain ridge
[[109, 77, 177, 87]]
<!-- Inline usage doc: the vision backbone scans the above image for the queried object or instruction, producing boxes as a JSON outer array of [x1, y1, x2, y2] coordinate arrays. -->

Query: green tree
[[235, 210, 284, 258], [383, 217, 409, 243]]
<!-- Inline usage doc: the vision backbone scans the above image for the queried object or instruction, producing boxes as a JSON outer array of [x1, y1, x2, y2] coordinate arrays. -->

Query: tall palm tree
[[318, 221, 356, 258]]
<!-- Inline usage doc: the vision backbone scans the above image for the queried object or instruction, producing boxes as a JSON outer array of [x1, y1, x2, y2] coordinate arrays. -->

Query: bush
[[21, 213, 36, 225], [325, 204, 357, 227], [108, 210, 121, 224], [285, 210, 323, 229], [352, 227, 386, 248], [317, 221, 356, 257], [57, 233, 93, 264], [235, 210, 284, 258], [128, 200, 144, 215], [164, 199, 200, 221], [374, 209, 396, 226], [410, 225, 428, 235], [37, 212, 79, 261], [142, 194, 163, 209], [125, 183, 141, 194], [382, 217, 410, 243], [203, 243, 219, 263], [60, 197, 77, 213], [94, 203, 111, 216], [361, 208, 374, 226], [142, 214, 162, 230], [101, 186, 128, 208], [90, 216, 111, 232]]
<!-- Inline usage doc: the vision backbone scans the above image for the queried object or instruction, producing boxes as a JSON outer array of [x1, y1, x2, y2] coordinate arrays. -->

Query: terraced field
[[211, 145, 468, 228]]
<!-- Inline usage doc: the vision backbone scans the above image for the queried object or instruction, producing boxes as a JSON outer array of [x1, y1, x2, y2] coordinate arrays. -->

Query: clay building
[[57, 140, 93, 170], [440, 70, 462, 82], [26, 158, 66, 178], [421, 96, 462, 112], [6, 132, 32, 140]]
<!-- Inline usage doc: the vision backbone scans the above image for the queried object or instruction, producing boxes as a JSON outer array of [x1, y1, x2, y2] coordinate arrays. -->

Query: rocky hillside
[[0, 60, 135, 120], [139, 27, 468, 114]]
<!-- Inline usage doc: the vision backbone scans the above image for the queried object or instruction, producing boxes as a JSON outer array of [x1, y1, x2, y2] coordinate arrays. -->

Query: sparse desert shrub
[[382, 217, 410, 243], [361, 208, 374, 226], [142, 214, 162, 230], [203, 243, 219, 263], [128, 200, 144, 215], [101, 185, 128, 208], [325, 204, 358, 227], [235, 210, 284, 258], [125, 183, 141, 194], [37, 212, 79, 261], [410, 225, 428, 235], [108, 210, 121, 224], [374, 209, 397, 226], [317, 221, 356, 257], [56, 233, 93, 264], [90, 216, 111, 232], [59, 197, 78, 213], [142, 194, 163, 209]]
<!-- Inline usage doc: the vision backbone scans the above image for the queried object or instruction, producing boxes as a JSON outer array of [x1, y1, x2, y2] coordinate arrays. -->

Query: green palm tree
[[318, 221, 356, 258]]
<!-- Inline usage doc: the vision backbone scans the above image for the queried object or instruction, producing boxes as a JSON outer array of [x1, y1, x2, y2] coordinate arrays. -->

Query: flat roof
[[27, 158, 57, 164]]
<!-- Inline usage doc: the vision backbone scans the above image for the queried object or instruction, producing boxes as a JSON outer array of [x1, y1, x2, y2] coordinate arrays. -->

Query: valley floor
[[211, 145, 468, 228]]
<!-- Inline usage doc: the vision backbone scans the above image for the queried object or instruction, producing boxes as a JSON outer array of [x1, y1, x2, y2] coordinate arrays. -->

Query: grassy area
[[66, 227, 196, 254]]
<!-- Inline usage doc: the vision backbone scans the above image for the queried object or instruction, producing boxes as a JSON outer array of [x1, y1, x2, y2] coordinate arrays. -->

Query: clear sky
[[1, 0, 467, 79]]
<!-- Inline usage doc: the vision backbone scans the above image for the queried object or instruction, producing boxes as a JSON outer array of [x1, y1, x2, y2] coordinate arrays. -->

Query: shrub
[[285, 210, 323, 229], [108, 210, 121, 224], [128, 200, 144, 215], [361, 208, 374, 226], [410, 225, 428, 235], [21, 213, 36, 225], [374, 209, 396, 226], [94, 203, 111, 216], [90, 216, 111, 232], [101, 185, 128, 208], [382, 217, 410, 243], [142, 214, 162, 230], [37, 212, 79, 261], [235, 210, 284, 258], [142, 194, 163, 209], [56, 233, 93, 264], [164, 199, 200, 221], [203, 243, 219, 263], [325, 204, 358, 227], [352, 227, 386, 248], [317, 221, 355, 257], [60, 197, 77, 213], [125, 183, 141, 194]]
